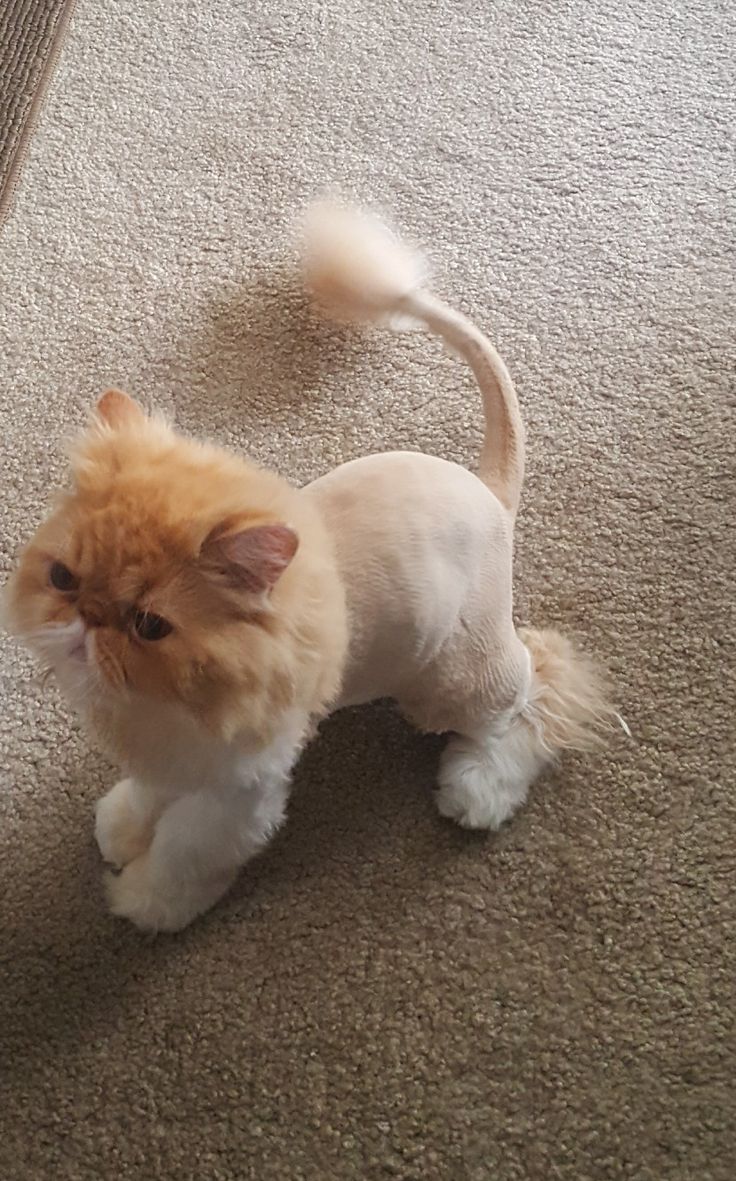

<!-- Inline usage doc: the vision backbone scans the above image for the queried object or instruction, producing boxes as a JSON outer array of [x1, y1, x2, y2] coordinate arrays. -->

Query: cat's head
[[5, 391, 313, 739]]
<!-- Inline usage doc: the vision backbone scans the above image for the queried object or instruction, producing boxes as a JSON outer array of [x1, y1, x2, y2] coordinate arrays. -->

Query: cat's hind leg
[[436, 714, 545, 831], [435, 628, 617, 831]]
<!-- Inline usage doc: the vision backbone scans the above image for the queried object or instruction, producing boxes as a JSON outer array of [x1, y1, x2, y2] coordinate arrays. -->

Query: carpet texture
[[0, 0, 76, 227], [0, 1, 733, 1178]]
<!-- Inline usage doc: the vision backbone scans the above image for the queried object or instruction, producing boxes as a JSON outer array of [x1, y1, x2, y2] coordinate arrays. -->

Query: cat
[[5, 203, 618, 932]]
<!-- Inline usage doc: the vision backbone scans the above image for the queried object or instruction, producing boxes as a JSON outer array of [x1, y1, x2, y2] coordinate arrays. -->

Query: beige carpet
[[1, 1, 733, 1178], [0, 0, 76, 227]]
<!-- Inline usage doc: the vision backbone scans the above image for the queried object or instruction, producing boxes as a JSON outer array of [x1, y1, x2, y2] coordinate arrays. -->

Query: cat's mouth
[[68, 634, 88, 663], [27, 618, 91, 672]]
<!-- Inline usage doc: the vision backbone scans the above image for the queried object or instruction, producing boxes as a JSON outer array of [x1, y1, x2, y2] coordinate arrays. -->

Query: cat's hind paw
[[436, 731, 539, 831]]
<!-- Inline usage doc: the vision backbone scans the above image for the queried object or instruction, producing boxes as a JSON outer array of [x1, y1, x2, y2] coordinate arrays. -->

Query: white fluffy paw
[[105, 854, 235, 933], [105, 855, 186, 933], [95, 779, 153, 869], [436, 734, 534, 831]]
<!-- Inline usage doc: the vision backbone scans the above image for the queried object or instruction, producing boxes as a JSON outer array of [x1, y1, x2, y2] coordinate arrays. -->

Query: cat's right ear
[[95, 389, 146, 429], [202, 523, 299, 595]]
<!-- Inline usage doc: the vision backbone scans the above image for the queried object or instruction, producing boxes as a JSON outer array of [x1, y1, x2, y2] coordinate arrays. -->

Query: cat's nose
[[78, 603, 105, 628]]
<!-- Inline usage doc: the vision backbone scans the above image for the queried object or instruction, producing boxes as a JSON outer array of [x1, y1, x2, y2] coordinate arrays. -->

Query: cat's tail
[[303, 201, 525, 516]]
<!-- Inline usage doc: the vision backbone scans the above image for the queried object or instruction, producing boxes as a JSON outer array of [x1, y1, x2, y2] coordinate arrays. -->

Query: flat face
[[7, 411, 293, 716]]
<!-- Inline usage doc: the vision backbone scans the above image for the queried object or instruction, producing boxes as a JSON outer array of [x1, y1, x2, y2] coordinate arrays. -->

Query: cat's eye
[[132, 610, 172, 642], [49, 561, 78, 592]]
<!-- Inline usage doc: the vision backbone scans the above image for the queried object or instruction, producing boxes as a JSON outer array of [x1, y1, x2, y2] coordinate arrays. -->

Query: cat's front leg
[[105, 773, 289, 933], [95, 777, 158, 869]]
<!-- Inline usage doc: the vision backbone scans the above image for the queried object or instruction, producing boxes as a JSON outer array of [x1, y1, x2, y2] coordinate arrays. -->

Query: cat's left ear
[[203, 523, 299, 594], [95, 389, 146, 429]]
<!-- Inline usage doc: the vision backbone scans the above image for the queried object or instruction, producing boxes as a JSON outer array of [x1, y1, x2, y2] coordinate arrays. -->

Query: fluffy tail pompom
[[302, 201, 426, 324], [301, 198, 526, 514], [519, 627, 625, 756]]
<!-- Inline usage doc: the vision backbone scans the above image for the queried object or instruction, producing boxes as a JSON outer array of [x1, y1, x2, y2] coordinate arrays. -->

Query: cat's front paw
[[105, 854, 186, 933], [105, 854, 235, 933], [95, 778, 153, 869]]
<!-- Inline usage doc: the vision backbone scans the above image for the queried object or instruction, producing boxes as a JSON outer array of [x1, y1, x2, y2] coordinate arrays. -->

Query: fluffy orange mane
[[6, 391, 347, 749]]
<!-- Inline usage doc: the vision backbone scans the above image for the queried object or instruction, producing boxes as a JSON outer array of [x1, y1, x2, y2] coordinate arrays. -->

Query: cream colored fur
[[303, 202, 619, 832]]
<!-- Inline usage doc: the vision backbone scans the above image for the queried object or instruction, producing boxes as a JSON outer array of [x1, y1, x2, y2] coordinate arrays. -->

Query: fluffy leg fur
[[437, 629, 619, 830], [518, 627, 618, 754], [95, 777, 159, 869], [106, 776, 289, 932], [437, 712, 546, 830]]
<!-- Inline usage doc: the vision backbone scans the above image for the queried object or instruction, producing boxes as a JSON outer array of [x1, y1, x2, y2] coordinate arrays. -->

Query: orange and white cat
[[5, 205, 616, 931]]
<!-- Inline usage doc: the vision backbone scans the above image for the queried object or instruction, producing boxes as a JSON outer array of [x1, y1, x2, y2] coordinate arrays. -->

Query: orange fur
[[519, 627, 619, 753], [6, 395, 348, 751]]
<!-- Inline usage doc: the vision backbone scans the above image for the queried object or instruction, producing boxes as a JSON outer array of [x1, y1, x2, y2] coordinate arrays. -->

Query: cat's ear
[[95, 389, 145, 429], [203, 523, 299, 594]]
